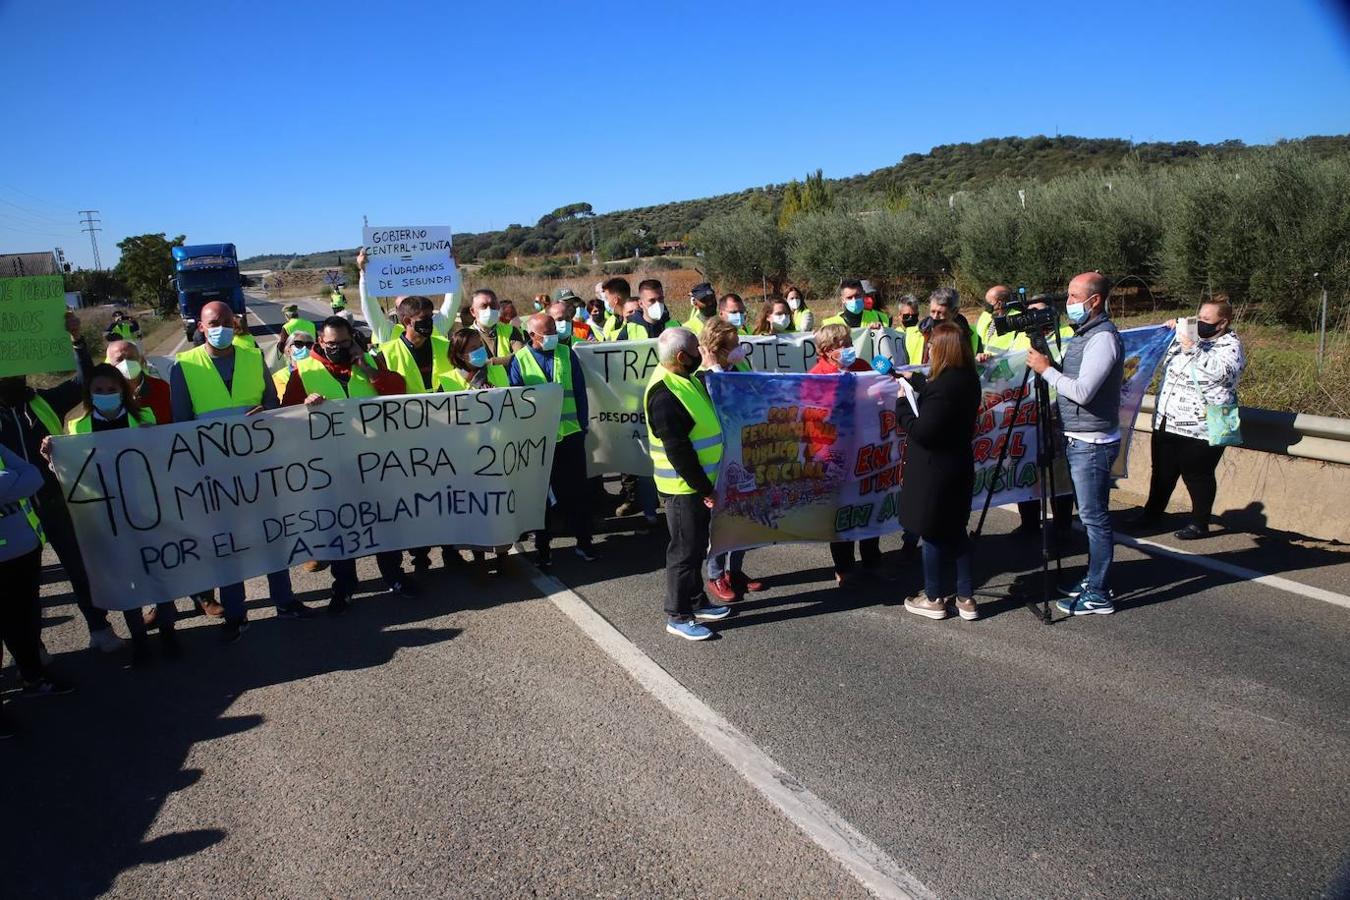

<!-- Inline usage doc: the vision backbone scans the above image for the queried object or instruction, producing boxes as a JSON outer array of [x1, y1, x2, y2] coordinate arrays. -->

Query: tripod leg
[[972, 365, 1033, 542]]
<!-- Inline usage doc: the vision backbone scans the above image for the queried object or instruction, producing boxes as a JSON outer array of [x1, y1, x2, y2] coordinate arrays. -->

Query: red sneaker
[[706, 574, 737, 602]]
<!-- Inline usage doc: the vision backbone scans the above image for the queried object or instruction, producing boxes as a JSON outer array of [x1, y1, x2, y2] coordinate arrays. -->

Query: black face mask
[[590, 308, 605, 324], [900, 314, 919, 328], [326, 345, 354, 366], [1196, 320, 1220, 340], [412, 318, 434, 337]]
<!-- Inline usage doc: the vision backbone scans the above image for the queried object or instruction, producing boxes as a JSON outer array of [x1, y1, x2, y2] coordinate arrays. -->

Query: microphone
[[871, 355, 894, 376]]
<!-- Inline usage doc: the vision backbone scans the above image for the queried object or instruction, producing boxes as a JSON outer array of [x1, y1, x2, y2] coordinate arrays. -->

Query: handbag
[[1188, 364, 1242, 447]]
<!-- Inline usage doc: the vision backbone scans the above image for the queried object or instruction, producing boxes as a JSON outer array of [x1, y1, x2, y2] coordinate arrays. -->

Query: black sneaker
[[21, 677, 75, 698], [276, 602, 316, 620], [1173, 524, 1209, 541], [385, 579, 418, 598], [220, 620, 248, 644], [327, 593, 351, 616]]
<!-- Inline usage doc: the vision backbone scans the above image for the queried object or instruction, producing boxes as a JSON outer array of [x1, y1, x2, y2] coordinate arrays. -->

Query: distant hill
[[240, 133, 1350, 268]]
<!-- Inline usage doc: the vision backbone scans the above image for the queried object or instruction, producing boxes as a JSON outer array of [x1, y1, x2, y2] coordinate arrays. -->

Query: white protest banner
[[50, 387, 561, 609], [361, 225, 456, 297], [573, 332, 826, 477]]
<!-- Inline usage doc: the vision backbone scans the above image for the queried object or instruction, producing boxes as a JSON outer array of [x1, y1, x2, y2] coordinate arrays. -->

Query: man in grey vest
[[1027, 272, 1124, 615]]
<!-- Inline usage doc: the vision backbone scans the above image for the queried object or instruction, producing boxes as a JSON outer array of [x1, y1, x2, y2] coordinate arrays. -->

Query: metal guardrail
[[1135, 395, 1350, 465]]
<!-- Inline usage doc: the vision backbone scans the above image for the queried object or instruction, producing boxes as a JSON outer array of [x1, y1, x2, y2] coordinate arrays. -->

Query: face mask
[[843, 298, 864, 315], [412, 318, 435, 337], [770, 313, 790, 329], [646, 302, 665, 321], [1066, 301, 1088, 324], [573, 307, 585, 321], [836, 346, 858, 367], [290, 345, 311, 362], [477, 307, 500, 327], [206, 325, 234, 348], [725, 311, 745, 328], [538, 333, 560, 352], [1196, 320, 1220, 340], [91, 392, 123, 417], [468, 347, 490, 368], [327, 345, 354, 366], [554, 319, 573, 339], [787, 297, 802, 310], [590, 308, 606, 324], [533, 301, 544, 312], [114, 359, 142, 381], [900, 313, 919, 328], [727, 344, 750, 364]]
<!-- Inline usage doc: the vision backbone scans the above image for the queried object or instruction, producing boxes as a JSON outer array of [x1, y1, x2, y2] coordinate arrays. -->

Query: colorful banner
[[0, 275, 72, 377], [707, 324, 1172, 553], [50, 387, 561, 609]]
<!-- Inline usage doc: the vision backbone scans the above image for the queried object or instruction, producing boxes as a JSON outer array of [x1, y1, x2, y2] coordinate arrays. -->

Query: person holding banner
[[896, 322, 983, 622], [374, 296, 452, 396], [169, 301, 311, 640], [356, 247, 462, 343], [0, 314, 125, 654], [1, 443, 74, 736], [645, 328, 732, 640], [683, 283, 720, 337], [443, 327, 510, 391], [105, 340, 173, 427], [784, 286, 815, 333], [48, 364, 179, 664], [698, 321, 763, 602], [508, 314, 598, 566], [810, 324, 887, 585], [1026, 272, 1124, 616], [823, 279, 887, 330]]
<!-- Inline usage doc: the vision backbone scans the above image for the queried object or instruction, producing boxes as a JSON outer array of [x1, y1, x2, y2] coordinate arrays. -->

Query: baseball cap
[[690, 282, 716, 300], [860, 279, 878, 296], [553, 288, 580, 303]]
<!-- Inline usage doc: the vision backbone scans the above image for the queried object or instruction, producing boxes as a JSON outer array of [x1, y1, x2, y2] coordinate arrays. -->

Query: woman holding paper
[[896, 322, 982, 622], [811, 324, 886, 585]]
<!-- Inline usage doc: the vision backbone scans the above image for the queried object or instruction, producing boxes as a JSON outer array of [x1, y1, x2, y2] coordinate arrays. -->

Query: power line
[[79, 210, 103, 270]]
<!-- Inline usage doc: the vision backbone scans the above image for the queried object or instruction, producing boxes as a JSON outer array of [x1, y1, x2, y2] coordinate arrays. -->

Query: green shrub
[[477, 260, 524, 277]]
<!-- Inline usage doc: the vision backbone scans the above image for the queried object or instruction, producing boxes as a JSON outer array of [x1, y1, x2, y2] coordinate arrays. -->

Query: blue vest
[[1056, 315, 1123, 435]]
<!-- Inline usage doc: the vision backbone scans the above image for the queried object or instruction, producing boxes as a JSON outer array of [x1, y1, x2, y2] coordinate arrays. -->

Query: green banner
[[0, 275, 71, 377]]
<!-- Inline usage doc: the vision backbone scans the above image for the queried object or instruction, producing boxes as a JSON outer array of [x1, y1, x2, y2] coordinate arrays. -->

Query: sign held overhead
[[362, 225, 456, 296]]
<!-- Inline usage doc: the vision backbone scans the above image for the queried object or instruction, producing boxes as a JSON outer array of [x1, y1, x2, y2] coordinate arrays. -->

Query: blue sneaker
[[1059, 577, 1089, 598], [1056, 589, 1115, 616], [666, 618, 714, 641], [692, 604, 731, 622]]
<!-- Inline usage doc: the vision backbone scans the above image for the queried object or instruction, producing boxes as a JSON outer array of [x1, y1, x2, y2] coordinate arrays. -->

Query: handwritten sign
[[0, 275, 71, 377], [50, 386, 561, 609], [362, 225, 456, 296]]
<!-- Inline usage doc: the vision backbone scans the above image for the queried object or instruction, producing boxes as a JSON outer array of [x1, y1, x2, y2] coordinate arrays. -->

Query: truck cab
[[173, 243, 244, 341]]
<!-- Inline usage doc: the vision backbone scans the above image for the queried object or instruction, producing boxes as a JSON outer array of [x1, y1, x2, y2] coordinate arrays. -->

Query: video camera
[[992, 291, 1065, 357]]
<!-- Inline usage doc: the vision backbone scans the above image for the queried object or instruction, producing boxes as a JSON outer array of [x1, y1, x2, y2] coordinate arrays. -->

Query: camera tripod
[[970, 332, 1066, 624]]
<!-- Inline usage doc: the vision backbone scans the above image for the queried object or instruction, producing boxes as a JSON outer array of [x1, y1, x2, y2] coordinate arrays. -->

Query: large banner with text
[[50, 387, 561, 609]]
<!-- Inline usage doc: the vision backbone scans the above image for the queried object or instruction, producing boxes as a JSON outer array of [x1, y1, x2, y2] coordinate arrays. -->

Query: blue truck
[[172, 243, 245, 341]]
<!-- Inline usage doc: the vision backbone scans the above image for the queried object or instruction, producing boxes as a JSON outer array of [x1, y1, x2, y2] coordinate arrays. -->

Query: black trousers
[[1145, 426, 1226, 528], [663, 493, 709, 620], [331, 551, 406, 597], [0, 547, 45, 682], [829, 538, 881, 574], [34, 485, 108, 633], [536, 433, 593, 553]]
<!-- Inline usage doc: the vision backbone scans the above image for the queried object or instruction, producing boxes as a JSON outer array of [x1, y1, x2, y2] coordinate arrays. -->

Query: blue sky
[[2, 0, 1348, 268]]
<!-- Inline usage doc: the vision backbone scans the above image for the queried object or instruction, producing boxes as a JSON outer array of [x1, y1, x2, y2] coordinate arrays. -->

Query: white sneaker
[[89, 628, 126, 653]]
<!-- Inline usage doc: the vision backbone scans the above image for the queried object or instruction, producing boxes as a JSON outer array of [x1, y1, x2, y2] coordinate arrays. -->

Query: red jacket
[[809, 358, 873, 375], [280, 353, 406, 406], [136, 375, 174, 425]]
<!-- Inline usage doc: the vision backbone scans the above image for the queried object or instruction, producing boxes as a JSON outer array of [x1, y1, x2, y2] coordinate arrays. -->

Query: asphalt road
[[5, 313, 1349, 896]]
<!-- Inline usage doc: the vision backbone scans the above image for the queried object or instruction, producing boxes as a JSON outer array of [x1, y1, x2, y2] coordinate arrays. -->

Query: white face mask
[[646, 301, 665, 322], [727, 344, 750, 364], [477, 307, 500, 327], [787, 297, 802, 310], [770, 313, 790, 329], [114, 358, 142, 381]]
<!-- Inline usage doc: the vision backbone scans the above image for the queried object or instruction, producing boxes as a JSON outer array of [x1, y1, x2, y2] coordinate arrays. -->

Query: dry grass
[[27, 306, 179, 388]]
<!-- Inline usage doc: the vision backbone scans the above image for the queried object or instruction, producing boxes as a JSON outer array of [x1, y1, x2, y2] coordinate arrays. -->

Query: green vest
[[513, 347, 580, 439], [791, 309, 811, 332], [282, 318, 316, 338], [177, 344, 266, 415], [684, 313, 712, 337], [67, 407, 156, 433], [823, 309, 886, 328], [295, 354, 379, 400], [0, 454, 44, 546], [644, 366, 723, 496], [603, 318, 647, 341], [28, 395, 62, 437], [477, 322, 516, 357], [438, 365, 509, 392], [379, 334, 451, 394], [109, 321, 136, 341]]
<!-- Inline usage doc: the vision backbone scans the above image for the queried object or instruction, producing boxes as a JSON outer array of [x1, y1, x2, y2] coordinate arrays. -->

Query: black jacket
[[645, 370, 715, 496], [897, 366, 982, 540]]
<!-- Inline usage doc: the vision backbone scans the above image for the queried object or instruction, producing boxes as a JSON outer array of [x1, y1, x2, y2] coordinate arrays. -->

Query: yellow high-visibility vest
[[0, 454, 45, 546], [67, 407, 156, 433], [176, 345, 265, 415], [438, 365, 509, 392], [293, 354, 380, 399], [378, 334, 451, 394], [644, 366, 723, 495], [513, 347, 580, 439]]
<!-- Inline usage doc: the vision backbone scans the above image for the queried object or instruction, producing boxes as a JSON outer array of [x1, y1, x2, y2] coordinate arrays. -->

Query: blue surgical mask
[[206, 325, 234, 348], [837, 346, 858, 367], [91, 392, 123, 417], [843, 298, 864, 315], [725, 312, 745, 328], [539, 333, 560, 352], [468, 347, 490, 368], [290, 345, 311, 361], [554, 319, 573, 339], [1066, 302, 1088, 324]]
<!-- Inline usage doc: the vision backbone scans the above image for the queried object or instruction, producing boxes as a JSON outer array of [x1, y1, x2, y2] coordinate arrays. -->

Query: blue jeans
[[1065, 438, 1120, 594], [217, 570, 295, 623], [921, 534, 972, 599], [707, 549, 744, 581]]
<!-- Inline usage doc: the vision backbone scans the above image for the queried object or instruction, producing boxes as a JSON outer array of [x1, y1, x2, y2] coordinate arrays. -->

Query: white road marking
[[528, 566, 937, 900]]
